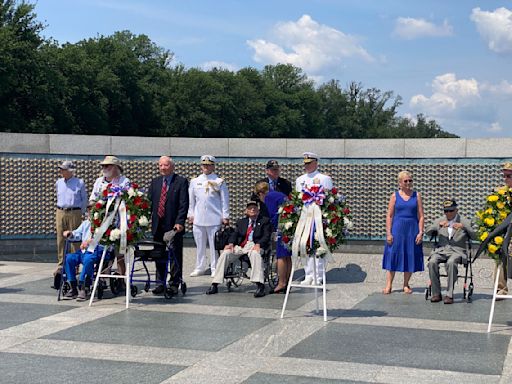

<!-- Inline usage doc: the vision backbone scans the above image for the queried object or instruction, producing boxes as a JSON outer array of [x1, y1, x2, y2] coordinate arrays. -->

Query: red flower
[[141, 202, 149, 210], [282, 235, 290, 244], [331, 187, 338, 194], [102, 189, 108, 197], [130, 214, 137, 223], [328, 204, 337, 211], [95, 202, 103, 209], [105, 228, 111, 236], [283, 205, 294, 214], [131, 183, 139, 189], [127, 232, 134, 242], [331, 216, 340, 224], [327, 237, 337, 245], [343, 207, 350, 214], [134, 196, 142, 206], [93, 219, 101, 227]]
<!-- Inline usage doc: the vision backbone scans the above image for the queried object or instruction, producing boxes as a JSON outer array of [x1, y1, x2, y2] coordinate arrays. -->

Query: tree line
[[0, 0, 457, 138]]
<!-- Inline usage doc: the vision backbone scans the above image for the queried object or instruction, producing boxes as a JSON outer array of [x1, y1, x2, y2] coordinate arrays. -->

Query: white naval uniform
[[295, 170, 333, 283], [188, 173, 230, 274]]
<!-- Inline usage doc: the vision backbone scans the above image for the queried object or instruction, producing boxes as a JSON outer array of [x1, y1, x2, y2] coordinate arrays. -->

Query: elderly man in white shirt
[[188, 155, 230, 276], [295, 152, 333, 285]]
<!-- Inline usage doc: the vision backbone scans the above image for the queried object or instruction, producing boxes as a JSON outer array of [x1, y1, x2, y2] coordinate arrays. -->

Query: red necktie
[[241, 220, 254, 247], [157, 179, 168, 218]]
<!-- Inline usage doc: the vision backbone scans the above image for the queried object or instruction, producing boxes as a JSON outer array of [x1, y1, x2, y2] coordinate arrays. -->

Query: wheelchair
[[130, 230, 187, 299], [424, 232, 475, 303], [58, 239, 122, 301]]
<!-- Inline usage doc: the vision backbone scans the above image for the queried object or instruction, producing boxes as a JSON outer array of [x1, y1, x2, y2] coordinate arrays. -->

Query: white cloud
[[407, 73, 512, 137], [200, 61, 239, 72], [471, 7, 512, 54], [410, 73, 479, 115], [393, 17, 453, 39], [247, 15, 374, 75]]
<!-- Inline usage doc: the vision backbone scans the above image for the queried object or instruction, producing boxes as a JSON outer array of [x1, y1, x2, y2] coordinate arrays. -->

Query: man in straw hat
[[295, 152, 333, 285], [188, 155, 230, 277]]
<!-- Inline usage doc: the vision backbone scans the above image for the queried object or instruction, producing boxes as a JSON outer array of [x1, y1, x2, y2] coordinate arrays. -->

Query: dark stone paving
[[6, 278, 58, 297], [44, 309, 272, 351], [0, 352, 183, 384], [243, 373, 370, 383], [345, 293, 512, 325], [283, 323, 510, 375], [0, 302, 73, 330], [0, 272, 17, 279]]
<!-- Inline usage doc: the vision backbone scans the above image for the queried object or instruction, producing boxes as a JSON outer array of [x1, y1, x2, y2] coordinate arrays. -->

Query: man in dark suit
[[206, 200, 271, 298], [258, 160, 292, 196], [148, 156, 189, 295]]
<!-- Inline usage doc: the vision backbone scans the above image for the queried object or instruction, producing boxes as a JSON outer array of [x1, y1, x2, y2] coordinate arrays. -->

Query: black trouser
[[154, 221, 184, 287]]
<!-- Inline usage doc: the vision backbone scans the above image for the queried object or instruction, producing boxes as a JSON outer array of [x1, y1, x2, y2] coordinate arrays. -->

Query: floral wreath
[[278, 185, 352, 258], [476, 185, 511, 261], [90, 182, 151, 249]]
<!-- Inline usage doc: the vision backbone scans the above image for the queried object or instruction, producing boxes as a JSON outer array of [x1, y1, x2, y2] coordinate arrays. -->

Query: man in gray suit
[[426, 199, 477, 304]]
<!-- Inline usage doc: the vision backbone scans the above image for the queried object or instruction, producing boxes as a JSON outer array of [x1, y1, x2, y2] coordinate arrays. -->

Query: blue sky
[[34, 0, 512, 138]]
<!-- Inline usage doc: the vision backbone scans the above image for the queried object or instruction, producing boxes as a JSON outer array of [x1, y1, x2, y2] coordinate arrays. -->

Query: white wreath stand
[[280, 255, 328, 321], [487, 264, 511, 332], [89, 247, 131, 309]]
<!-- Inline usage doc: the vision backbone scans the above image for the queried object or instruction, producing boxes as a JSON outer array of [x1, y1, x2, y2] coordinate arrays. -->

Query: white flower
[[278, 207, 283, 214], [344, 217, 354, 230], [323, 212, 328, 218], [94, 228, 101, 235], [128, 188, 136, 197], [137, 191, 144, 196], [284, 221, 293, 230], [317, 246, 327, 255], [138, 216, 149, 227], [298, 193, 303, 200], [328, 196, 335, 203], [325, 228, 333, 237], [93, 212, 99, 220], [109, 228, 121, 241]]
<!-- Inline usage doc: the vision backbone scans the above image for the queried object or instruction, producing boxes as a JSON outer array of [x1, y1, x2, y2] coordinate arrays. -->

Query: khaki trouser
[[55, 209, 82, 266], [212, 241, 264, 285]]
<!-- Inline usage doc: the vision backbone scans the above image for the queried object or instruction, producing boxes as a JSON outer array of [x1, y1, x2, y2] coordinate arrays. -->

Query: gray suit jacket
[[425, 214, 477, 261]]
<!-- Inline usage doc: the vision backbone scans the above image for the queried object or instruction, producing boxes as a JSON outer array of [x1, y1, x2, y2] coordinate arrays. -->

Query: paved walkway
[[1, 250, 512, 384]]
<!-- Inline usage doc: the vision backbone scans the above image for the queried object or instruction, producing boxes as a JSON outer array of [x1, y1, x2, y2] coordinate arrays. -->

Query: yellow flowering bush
[[476, 185, 511, 261]]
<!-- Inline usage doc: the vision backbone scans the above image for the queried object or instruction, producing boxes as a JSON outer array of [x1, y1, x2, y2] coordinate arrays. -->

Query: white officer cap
[[200, 155, 216, 165], [303, 152, 319, 164]]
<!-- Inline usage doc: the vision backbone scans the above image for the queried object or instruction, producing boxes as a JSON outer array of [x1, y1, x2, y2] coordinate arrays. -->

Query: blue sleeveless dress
[[382, 191, 424, 272]]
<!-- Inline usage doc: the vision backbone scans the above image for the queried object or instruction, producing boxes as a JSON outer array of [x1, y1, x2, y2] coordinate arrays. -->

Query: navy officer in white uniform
[[188, 155, 230, 276], [295, 152, 333, 285]]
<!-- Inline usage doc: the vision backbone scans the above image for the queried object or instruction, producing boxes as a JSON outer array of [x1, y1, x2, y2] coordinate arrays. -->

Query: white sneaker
[[190, 269, 205, 277], [300, 276, 314, 285]]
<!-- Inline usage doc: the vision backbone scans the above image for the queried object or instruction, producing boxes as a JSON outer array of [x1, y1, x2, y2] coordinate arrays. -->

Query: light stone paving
[[0, 249, 511, 384]]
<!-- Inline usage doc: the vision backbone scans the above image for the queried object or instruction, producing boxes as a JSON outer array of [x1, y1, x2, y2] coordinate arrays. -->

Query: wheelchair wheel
[[130, 285, 138, 298], [164, 287, 174, 299], [97, 284, 104, 300], [110, 273, 122, 295], [180, 282, 187, 295], [467, 283, 474, 303], [226, 280, 232, 292], [424, 286, 431, 300], [266, 253, 278, 290], [61, 281, 71, 296]]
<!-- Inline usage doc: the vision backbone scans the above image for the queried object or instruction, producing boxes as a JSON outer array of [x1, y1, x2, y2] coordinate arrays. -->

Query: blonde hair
[[254, 181, 269, 195], [398, 170, 412, 182]]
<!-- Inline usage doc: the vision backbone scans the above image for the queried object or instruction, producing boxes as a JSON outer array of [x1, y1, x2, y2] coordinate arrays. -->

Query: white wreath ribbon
[[87, 196, 122, 252], [291, 203, 333, 266]]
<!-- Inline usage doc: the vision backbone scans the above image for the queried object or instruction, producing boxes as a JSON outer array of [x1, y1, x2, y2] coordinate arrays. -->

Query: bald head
[[158, 156, 175, 176]]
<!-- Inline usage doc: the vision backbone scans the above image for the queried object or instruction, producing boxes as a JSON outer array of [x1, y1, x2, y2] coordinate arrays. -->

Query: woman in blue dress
[[382, 171, 424, 294]]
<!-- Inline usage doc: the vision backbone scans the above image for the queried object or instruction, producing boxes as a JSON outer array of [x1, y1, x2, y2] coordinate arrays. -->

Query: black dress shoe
[[206, 284, 218, 295], [254, 283, 266, 298], [443, 295, 453, 304], [430, 294, 442, 303], [152, 284, 165, 295], [269, 287, 287, 295]]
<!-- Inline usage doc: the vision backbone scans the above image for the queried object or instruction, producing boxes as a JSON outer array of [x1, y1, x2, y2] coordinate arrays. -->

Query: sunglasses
[[403, 179, 413, 183]]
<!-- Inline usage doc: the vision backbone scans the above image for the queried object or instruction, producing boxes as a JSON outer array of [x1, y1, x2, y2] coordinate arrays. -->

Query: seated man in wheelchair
[[206, 200, 271, 298], [62, 203, 107, 301], [426, 199, 477, 304]]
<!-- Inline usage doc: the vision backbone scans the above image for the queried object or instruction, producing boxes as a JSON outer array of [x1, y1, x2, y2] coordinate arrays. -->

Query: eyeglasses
[[403, 179, 413, 183]]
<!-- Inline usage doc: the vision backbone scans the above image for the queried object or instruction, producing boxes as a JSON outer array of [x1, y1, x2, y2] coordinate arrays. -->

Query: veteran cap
[[266, 159, 280, 169], [100, 155, 123, 172], [246, 200, 259, 208], [200, 155, 216, 165], [443, 199, 458, 211], [303, 152, 319, 164], [58, 160, 75, 170], [502, 161, 512, 171]]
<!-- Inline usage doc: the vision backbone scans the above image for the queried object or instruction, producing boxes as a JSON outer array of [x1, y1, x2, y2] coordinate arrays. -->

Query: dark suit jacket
[[229, 216, 271, 250], [258, 177, 292, 196], [148, 173, 189, 236]]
